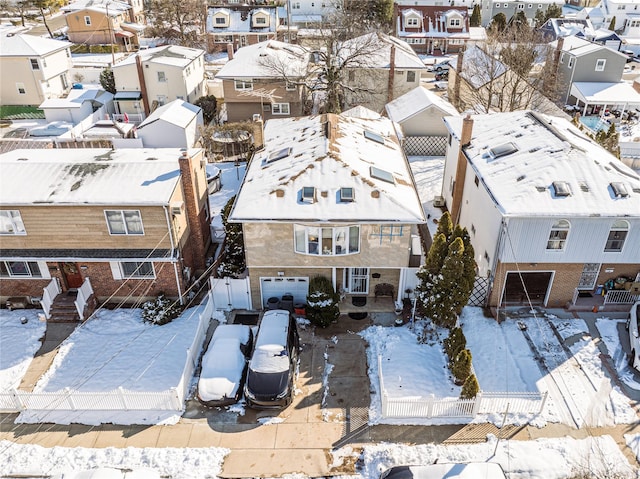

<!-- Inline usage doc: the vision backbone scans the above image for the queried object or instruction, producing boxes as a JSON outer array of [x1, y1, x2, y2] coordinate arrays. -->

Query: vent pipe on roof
[[451, 114, 474, 225]]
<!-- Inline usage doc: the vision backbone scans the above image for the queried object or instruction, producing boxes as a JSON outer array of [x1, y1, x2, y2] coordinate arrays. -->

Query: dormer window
[[302, 186, 315, 203], [406, 17, 419, 27], [252, 11, 269, 27], [340, 187, 354, 202], [213, 12, 229, 27]]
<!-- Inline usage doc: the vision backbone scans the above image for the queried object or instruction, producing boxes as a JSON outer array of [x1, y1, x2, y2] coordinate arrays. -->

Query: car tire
[[630, 350, 636, 367], [436, 67, 443, 72]]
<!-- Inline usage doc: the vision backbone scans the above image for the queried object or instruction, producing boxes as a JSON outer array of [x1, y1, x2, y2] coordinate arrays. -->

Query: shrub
[[452, 348, 472, 385], [141, 293, 182, 325], [443, 327, 466, 364], [460, 373, 479, 399], [306, 275, 339, 328]]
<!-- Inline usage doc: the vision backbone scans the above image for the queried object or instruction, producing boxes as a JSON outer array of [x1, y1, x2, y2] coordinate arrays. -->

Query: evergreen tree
[[194, 95, 218, 124], [595, 122, 621, 159], [443, 326, 466, 363], [460, 373, 480, 399], [306, 275, 340, 328], [99, 68, 116, 94], [470, 4, 481, 27], [427, 237, 467, 328], [451, 225, 477, 313], [452, 348, 472, 385], [490, 13, 507, 32], [217, 196, 246, 278], [435, 211, 453, 241], [608, 16, 616, 31]]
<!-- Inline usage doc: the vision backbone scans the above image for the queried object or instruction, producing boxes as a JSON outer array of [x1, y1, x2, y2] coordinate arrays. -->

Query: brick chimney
[[135, 53, 150, 116], [227, 43, 234, 61], [387, 44, 396, 104], [452, 45, 464, 109], [251, 115, 264, 149], [450, 114, 474, 225], [178, 150, 210, 274]]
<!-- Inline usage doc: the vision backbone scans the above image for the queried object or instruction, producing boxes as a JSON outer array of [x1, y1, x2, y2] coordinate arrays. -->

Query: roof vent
[[339, 187, 354, 202], [536, 186, 546, 192], [371, 190, 380, 198], [489, 142, 518, 159], [321, 190, 328, 198], [302, 186, 315, 203], [579, 181, 590, 192], [610, 182, 629, 198], [552, 181, 571, 197], [370, 166, 394, 184], [275, 189, 285, 197], [364, 130, 385, 145]]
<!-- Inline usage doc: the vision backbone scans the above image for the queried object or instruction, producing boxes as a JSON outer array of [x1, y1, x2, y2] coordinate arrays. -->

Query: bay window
[[294, 225, 359, 255]]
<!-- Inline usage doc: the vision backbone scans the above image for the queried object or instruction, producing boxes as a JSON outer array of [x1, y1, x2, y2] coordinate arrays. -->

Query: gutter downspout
[[163, 205, 183, 305]]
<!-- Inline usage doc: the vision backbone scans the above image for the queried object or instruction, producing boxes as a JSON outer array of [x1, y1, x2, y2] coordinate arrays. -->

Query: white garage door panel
[[260, 277, 309, 307]]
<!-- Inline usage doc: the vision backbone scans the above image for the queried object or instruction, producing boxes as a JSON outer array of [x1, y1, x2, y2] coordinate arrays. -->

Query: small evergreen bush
[[443, 327, 466, 364], [452, 348, 472, 385], [306, 275, 340, 328], [460, 373, 479, 399], [141, 293, 182, 325]]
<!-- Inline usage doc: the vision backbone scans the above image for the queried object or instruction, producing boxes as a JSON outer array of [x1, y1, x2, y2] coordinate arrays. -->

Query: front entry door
[[62, 262, 83, 289], [346, 268, 369, 294], [578, 263, 600, 290]]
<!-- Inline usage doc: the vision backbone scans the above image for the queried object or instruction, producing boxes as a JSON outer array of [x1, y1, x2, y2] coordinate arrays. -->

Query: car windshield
[[246, 369, 288, 396]]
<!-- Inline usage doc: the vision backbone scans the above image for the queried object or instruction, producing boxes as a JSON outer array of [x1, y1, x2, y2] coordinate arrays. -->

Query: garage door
[[260, 277, 309, 307], [503, 272, 553, 306]]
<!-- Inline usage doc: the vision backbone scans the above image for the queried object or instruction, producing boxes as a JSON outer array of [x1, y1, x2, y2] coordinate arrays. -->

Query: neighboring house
[[287, 0, 340, 26], [112, 45, 207, 121], [0, 148, 211, 306], [441, 110, 640, 308], [64, 0, 143, 52], [576, 0, 640, 36], [552, 36, 628, 105], [207, 5, 281, 52], [478, 0, 564, 28], [136, 100, 204, 148], [228, 109, 426, 310], [539, 18, 596, 41], [385, 85, 459, 156], [63, 0, 145, 24], [38, 85, 113, 124], [393, 4, 470, 55], [0, 33, 72, 106], [215, 40, 309, 122], [342, 33, 426, 113]]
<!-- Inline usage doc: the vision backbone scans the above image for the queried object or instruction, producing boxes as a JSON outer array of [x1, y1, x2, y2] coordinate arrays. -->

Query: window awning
[[115, 30, 134, 38], [114, 91, 142, 100]]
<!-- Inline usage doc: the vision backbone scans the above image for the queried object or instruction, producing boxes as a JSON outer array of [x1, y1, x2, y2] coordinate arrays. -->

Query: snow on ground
[[597, 317, 640, 391], [207, 161, 246, 232], [408, 156, 445, 238], [0, 310, 46, 390]]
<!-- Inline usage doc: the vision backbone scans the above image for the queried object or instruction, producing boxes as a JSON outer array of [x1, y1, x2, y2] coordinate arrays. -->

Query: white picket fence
[[74, 277, 94, 320], [378, 356, 547, 419], [0, 293, 213, 414]]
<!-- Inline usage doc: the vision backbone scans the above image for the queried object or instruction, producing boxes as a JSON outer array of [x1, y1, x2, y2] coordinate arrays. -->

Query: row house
[[207, 5, 282, 52], [0, 33, 72, 106], [576, 0, 640, 37], [478, 0, 564, 28], [393, 4, 470, 55], [0, 148, 211, 308], [442, 111, 640, 308], [228, 108, 426, 310]]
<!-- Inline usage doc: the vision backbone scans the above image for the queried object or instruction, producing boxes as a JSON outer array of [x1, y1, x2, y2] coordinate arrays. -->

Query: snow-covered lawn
[[0, 310, 46, 390]]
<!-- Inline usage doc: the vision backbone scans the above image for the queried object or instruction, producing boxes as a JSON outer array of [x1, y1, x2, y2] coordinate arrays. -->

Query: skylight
[[489, 142, 518, 159], [266, 147, 292, 163], [370, 166, 394, 184], [610, 182, 629, 198], [364, 130, 385, 145], [340, 187, 354, 202], [552, 181, 571, 197]]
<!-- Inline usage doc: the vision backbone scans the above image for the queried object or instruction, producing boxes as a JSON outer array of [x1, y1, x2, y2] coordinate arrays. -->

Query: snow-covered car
[[627, 300, 640, 371], [427, 59, 453, 72], [380, 463, 507, 479], [197, 324, 253, 407]]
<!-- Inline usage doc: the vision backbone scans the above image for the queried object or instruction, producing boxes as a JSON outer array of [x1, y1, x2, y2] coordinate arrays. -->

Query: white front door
[[346, 268, 369, 294], [578, 263, 600, 290]]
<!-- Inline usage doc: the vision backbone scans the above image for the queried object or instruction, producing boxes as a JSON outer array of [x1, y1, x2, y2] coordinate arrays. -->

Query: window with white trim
[[254, 16, 267, 25], [449, 18, 461, 27], [406, 71, 416, 82], [272, 102, 290, 115], [546, 219, 570, 250], [0, 210, 26, 235], [0, 261, 43, 278], [294, 225, 360, 255], [568, 57, 574, 69], [604, 220, 628, 252], [105, 210, 144, 235], [84, 16, 91, 25], [215, 16, 226, 25], [16, 83, 26, 94], [405, 38, 426, 44], [120, 261, 155, 279], [406, 17, 419, 27], [517, 3, 524, 9], [157, 71, 166, 82], [30, 59, 39, 70], [595, 59, 606, 71], [234, 79, 253, 90], [285, 82, 296, 91]]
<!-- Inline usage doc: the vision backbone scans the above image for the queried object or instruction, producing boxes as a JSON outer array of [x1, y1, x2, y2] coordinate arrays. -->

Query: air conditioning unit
[[433, 195, 445, 207], [170, 201, 184, 216]]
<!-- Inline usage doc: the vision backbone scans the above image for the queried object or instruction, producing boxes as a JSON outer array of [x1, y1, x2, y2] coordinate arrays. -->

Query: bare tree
[[146, 0, 206, 48], [452, 25, 561, 114]]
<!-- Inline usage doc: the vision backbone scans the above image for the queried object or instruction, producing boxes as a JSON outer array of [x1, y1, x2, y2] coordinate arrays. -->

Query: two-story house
[[63, 0, 145, 25], [112, 46, 207, 121], [393, 4, 470, 55], [228, 109, 426, 310], [479, 0, 564, 28], [0, 33, 72, 106], [576, 0, 640, 37], [342, 33, 426, 113], [207, 5, 281, 52], [552, 36, 629, 106], [0, 148, 211, 308], [441, 110, 640, 308], [64, 0, 142, 52], [287, 0, 339, 26], [215, 40, 310, 122]]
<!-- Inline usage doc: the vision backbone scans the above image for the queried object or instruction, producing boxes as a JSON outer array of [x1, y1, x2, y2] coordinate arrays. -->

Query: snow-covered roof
[[230, 110, 425, 223], [570, 82, 640, 106], [206, 6, 278, 33], [385, 85, 459, 124], [460, 45, 508, 89], [62, 0, 130, 12], [444, 111, 640, 217], [39, 85, 113, 110], [138, 100, 202, 130], [215, 40, 309, 79], [0, 34, 71, 57], [114, 46, 204, 69], [341, 33, 426, 70], [552, 36, 604, 56], [0, 148, 199, 205]]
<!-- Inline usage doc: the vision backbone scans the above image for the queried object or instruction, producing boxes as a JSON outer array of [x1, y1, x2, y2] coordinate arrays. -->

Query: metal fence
[[403, 136, 447, 156], [378, 356, 546, 419], [0, 293, 213, 414]]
